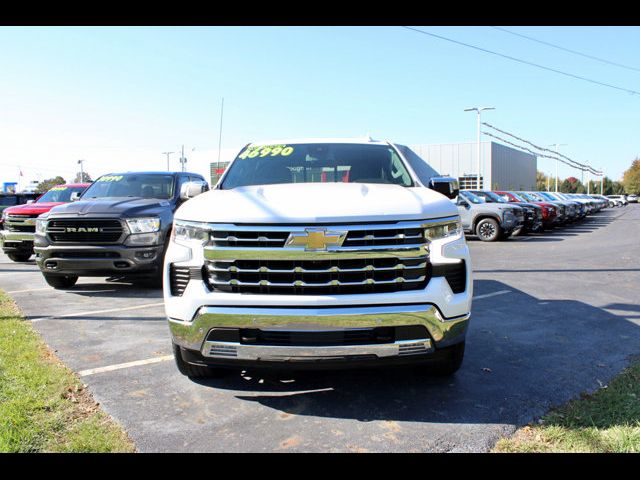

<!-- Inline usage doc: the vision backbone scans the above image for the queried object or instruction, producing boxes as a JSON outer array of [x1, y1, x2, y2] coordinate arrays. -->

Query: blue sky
[[1, 26, 638, 185]]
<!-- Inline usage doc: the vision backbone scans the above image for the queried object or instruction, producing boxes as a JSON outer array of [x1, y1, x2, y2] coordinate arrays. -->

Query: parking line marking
[[78, 355, 174, 377], [6, 287, 52, 294], [473, 290, 511, 300], [0, 270, 39, 277], [30, 302, 165, 322]]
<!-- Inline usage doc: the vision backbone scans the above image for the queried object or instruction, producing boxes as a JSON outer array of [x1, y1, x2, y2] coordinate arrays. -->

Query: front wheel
[[43, 273, 78, 289], [417, 342, 466, 377], [7, 252, 32, 262], [476, 218, 502, 242]]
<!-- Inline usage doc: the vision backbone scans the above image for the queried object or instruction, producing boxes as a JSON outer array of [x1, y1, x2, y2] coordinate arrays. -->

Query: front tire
[[476, 218, 502, 242], [172, 343, 230, 379], [418, 342, 466, 376], [43, 273, 78, 289], [7, 252, 32, 262]]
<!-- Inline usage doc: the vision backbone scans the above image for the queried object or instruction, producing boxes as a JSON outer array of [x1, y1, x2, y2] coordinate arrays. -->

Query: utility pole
[[549, 144, 567, 193], [162, 151, 174, 171], [586, 170, 590, 194], [600, 168, 604, 195], [77, 159, 85, 182], [464, 106, 495, 190], [180, 145, 185, 172]]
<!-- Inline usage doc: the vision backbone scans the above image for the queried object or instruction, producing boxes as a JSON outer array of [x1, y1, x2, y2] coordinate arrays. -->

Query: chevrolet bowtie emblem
[[285, 228, 347, 251]]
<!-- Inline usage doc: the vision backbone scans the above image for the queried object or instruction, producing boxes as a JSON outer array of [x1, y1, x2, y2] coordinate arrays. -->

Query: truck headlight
[[424, 219, 462, 242], [36, 217, 48, 235], [126, 217, 160, 234], [172, 220, 210, 246]]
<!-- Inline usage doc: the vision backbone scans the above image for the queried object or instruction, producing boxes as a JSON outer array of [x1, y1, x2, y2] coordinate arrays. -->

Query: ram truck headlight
[[36, 216, 48, 235], [126, 217, 161, 234], [424, 219, 462, 242], [172, 220, 210, 246]]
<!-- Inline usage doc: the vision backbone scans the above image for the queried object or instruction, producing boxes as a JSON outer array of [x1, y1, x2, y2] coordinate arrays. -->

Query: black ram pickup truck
[[34, 171, 208, 289]]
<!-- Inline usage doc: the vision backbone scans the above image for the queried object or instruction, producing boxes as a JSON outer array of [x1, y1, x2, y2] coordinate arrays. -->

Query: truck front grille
[[47, 219, 124, 243], [200, 219, 460, 296], [209, 225, 425, 248], [169, 264, 203, 296], [7, 214, 39, 233], [205, 256, 430, 295]]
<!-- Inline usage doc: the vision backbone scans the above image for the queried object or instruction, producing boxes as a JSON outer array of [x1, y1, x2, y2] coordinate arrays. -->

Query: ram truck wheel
[[43, 273, 78, 289], [172, 343, 230, 379], [7, 253, 32, 262], [476, 218, 502, 242]]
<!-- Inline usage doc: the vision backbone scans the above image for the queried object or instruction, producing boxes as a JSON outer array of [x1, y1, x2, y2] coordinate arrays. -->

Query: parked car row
[[455, 189, 611, 242]]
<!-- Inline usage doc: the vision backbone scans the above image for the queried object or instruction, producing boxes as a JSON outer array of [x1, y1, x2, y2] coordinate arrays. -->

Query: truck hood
[[4, 202, 64, 215], [46, 197, 172, 217], [176, 183, 458, 224]]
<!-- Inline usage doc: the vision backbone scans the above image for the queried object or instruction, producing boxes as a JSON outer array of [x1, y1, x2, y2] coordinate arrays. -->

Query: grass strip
[[0, 290, 135, 452], [494, 360, 640, 452]]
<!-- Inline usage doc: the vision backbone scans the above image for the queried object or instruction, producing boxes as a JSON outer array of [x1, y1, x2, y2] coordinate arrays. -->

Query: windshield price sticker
[[238, 145, 294, 159], [49, 186, 68, 191], [98, 175, 124, 182]]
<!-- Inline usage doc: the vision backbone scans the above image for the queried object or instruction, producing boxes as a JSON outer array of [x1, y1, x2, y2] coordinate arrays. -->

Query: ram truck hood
[[176, 183, 458, 224], [45, 198, 173, 218]]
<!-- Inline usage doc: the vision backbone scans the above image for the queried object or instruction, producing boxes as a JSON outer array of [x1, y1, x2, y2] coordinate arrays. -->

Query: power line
[[490, 26, 640, 74], [401, 26, 640, 97], [482, 122, 602, 175]]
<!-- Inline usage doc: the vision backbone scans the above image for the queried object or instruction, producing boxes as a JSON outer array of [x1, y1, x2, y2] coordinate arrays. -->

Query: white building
[[410, 141, 537, 191]]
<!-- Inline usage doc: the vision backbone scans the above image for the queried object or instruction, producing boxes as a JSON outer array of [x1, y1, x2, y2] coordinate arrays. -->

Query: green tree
[[36, 176, 66, 193], [536, 171, 550, 191], [622, 158, 640, 194], [73, 171, 93, 183]]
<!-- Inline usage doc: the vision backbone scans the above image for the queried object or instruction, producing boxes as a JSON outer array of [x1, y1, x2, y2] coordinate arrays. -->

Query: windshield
[[540, 192, 560, 201], [220, 143, 414, 189], [459, 190, 484, 204], [81, 174, 175, 199], [517, 192, 540, 202], [470, 190, 507, 203], [37, 185, 87, 203], [508, 192, 527, 202]]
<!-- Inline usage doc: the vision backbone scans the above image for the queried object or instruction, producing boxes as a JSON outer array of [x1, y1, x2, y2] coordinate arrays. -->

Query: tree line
[[35, 171, 93, 193], [536, 157, 640, 195]]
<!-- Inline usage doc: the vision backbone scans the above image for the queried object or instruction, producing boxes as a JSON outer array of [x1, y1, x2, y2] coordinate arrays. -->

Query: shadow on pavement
[[191, 279, 640, 427]]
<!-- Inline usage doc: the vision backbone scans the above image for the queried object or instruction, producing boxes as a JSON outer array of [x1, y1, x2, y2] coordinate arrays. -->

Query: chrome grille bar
[[208, 276, 427, 288]]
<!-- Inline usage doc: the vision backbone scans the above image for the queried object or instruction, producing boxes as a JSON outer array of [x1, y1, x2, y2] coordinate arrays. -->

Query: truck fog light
[[135, 250, 156, 259], [126, 232, 161, 246]]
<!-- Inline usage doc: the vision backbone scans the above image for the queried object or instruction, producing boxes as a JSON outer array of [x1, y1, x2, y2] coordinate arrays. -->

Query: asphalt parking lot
[[1, 205, 639, 452]]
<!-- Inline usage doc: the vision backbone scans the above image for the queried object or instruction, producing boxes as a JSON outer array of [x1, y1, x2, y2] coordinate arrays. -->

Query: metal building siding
[[409, 141, 535, 190], [490, 142, 537, 190]]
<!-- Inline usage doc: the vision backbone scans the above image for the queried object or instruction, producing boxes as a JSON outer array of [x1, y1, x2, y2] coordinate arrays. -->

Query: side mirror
[[180, 181, 207, 200], [428, 177, 459, 200], [70, 192, 81, 202]]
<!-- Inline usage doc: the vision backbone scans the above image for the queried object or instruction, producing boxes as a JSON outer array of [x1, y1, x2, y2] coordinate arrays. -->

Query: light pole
[[77, 159, 85, 182], [464, 107, 495, 190], [549, 144, 567, 192], [179, 146, 195, 172], [162, 151, 174, 171], [600, 168, 604, 195]]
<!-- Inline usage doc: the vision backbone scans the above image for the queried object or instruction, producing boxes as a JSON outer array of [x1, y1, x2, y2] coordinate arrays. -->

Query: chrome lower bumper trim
[[169, 304, 470, 351], [201, 339, 433, 361]]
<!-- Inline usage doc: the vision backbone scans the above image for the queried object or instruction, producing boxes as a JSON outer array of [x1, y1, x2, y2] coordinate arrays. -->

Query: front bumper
[[0, 230, 34, 253], [34, 243, 165, 276], [171, 303, 469, 354]]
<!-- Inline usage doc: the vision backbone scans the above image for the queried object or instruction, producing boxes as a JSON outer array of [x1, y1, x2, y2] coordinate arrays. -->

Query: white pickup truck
[[164, 138, 472, 378]]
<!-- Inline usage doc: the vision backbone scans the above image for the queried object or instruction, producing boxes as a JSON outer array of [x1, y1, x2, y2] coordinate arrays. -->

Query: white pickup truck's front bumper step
[[202, 339, 433, 361]]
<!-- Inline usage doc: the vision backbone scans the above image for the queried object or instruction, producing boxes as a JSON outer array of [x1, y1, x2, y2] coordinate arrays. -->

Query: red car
[[0, 183, 90, 262], [494, 190, 557, 230]]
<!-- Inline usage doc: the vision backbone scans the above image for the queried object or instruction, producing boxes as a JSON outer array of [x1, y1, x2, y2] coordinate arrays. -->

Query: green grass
[[0, 290, 135, 452], [494, 361, 640, 453]]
